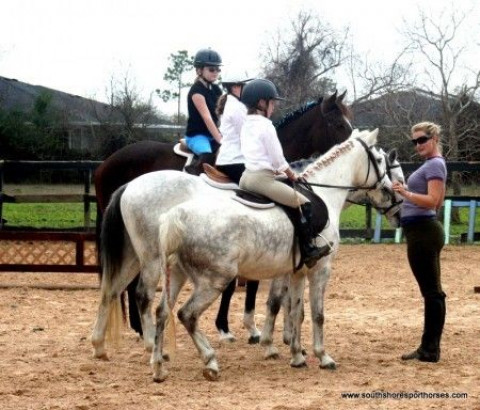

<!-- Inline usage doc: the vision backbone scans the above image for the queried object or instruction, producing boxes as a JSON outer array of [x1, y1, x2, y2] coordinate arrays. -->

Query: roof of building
[[0, 76, 123, 123]]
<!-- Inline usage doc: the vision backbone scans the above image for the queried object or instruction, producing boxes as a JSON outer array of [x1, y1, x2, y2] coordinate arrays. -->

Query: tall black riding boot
[[185, 153, 216, 176], [402, 293, 445, 362], [298, 203, 331, 268]]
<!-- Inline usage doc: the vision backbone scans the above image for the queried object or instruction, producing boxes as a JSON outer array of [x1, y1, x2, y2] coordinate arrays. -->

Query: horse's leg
[[309, 262, 336, 369], [244, 280, 261, 344], [135, 259, 164, 352], [282, 282, 307, 356], [215, 278, 237, 342], [127, 275, 143, 336], [288, 273, 307, 368], [177, 274, 228, 381], [151, 266, 186, 383], [282, 276, 292, 345], [91, 244, 140, 360], [260, 276, 288, 360]]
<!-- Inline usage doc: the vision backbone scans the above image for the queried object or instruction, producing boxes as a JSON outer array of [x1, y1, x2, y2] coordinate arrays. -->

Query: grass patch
[[1, 184, 479, 239]]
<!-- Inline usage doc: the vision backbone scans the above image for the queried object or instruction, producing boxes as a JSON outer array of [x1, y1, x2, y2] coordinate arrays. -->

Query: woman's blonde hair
[[411, 121, 441, 136], [411, 121, 443, 152]]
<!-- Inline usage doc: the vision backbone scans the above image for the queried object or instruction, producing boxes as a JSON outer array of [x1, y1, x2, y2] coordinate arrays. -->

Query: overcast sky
[[1, 0, 478, 115]]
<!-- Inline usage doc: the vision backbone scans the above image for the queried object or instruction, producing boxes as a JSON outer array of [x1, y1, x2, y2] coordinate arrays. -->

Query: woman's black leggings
[[403, 219, 446, 351]]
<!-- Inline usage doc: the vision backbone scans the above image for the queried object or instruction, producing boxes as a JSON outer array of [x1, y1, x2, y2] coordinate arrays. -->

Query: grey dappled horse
[[91, 129, 401, 382]]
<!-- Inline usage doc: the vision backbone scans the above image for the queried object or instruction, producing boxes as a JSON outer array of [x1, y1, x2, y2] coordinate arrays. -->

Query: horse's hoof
[[265, 353, 280, 360], [162, 353, 170, 362], [320, 362, 337, 370], [152, 371, 168, 383], [93, 352, 109, 361], [219, 331, 236, 343], [203, 368, 220, 381], [248, 335, 260, 344], [291, 361, 307, 368]]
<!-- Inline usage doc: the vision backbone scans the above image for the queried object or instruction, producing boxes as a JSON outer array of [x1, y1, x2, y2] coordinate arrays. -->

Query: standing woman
[[184, 48, 223, 175], [215, 70, 252, 183], [393, 122, 447, 363]]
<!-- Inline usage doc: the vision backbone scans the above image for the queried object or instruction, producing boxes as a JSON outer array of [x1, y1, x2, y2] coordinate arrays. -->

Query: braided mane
[[301, 139, 355, 177], [273, 99, 321, 130]]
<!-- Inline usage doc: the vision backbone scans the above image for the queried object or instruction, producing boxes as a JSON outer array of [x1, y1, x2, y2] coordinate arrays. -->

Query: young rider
[[239, 78, 331, 267], [184, 48, 223, 175], [214, 70, 253, 183]]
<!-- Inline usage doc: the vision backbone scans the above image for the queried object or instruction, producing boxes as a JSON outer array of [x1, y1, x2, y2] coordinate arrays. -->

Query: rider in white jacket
[[215, 70, 252, 183]]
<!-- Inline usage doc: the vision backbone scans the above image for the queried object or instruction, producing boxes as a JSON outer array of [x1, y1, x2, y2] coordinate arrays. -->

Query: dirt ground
[[0, 244, 479, 410]]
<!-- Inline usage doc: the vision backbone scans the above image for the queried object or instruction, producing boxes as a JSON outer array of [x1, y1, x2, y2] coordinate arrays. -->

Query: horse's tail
[[159, 207, 185, 269], [100, 184, 128, 294], [95, 203, 103, 279]]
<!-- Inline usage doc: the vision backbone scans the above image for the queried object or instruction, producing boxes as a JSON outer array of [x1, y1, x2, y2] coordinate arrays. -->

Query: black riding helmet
[[193, 48, 222, 68], [240, 78, 284, 109]]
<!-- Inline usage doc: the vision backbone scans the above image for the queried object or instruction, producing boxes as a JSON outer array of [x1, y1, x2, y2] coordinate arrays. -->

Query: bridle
[[299, 138, 402, 216], [345, 149, 404, 216]]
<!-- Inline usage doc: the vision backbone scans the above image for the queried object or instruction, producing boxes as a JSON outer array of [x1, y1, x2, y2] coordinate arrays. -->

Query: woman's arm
[[192, 93, 223, 143], [393, 179, 445, 209]]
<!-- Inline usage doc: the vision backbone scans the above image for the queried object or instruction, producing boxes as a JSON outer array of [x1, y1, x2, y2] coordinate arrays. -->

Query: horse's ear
[[367, 128, 379, 145], [388, 148, 398, 162], [337, 90, 347, 103], [322, 90, 338, 112]]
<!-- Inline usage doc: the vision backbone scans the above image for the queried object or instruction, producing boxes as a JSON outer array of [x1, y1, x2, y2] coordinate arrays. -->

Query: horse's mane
[[290, 157, 317, 172], [273, 99, 321, 130], [301, 139, 355, 177]]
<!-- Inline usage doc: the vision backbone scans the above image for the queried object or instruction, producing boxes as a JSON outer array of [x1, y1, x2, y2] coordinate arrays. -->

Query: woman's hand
[[392, 181, 408, 198]]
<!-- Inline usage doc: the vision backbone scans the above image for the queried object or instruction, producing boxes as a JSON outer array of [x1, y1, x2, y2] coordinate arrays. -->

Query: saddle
[[201, 165, 329, 234], [201, 166, 330, 270]]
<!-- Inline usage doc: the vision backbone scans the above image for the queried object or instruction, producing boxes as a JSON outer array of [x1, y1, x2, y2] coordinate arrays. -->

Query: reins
[[300, 137, 387, 192], [295, 137, 402, 216]]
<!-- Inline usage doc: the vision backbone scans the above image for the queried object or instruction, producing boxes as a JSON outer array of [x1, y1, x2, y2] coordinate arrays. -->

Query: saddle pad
[[200, 173, 239, 190], [173, 142, 193, 158], [233, 189, 275, 209]]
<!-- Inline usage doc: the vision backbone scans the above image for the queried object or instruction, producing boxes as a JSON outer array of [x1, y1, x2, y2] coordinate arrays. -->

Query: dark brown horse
[[94, 90, 353, 340]]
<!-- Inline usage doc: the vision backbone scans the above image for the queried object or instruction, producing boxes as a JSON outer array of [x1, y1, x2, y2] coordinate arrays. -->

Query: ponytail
[[216, 94, 228, 117]]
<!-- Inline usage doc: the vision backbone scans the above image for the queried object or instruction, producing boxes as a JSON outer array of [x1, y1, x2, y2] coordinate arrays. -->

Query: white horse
[[91, 128, 400, 381]]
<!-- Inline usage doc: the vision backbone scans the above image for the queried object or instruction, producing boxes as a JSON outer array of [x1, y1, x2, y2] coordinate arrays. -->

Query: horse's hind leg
[[215, 278, 237, 342], [151, 266, 186, 383], [135, 259, 164, 352], [260, 276, 288, 359], [244, 280, 261, 344], [126, 275, 143, 336], [177, 275, 228, 381]]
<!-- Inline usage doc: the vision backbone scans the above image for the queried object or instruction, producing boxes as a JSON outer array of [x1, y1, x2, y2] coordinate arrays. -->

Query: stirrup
[[303, 243, 332, 268]]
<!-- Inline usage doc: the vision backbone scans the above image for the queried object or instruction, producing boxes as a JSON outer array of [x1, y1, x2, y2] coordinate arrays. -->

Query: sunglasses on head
[[411, 135, 432, 146], [207, 67, 221, 73]]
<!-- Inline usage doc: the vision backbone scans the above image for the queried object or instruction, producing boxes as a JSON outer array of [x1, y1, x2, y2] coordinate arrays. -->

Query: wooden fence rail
[[0, 159, 479, 273]]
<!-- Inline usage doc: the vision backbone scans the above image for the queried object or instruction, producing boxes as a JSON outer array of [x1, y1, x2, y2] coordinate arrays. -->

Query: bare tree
[[92, 70, 161, 157], [403, 6, 480, 164], [260, 10, 348, 113], [345, 46, 414, 106]]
